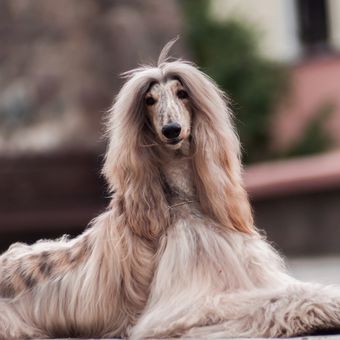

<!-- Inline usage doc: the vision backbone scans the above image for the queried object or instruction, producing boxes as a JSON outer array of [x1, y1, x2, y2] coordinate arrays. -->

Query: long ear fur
[[163, 62, 255, 234], [103, 68, 170, 241]]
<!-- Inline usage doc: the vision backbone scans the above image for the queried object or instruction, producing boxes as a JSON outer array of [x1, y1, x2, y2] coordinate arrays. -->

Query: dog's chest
[[161, 159, 196, 203]]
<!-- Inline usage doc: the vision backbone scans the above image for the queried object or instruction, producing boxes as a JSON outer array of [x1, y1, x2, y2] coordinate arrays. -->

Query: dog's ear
[[192, 113, 254, 234], [103, 69, 170, 241], [165, 62, 255, 234]]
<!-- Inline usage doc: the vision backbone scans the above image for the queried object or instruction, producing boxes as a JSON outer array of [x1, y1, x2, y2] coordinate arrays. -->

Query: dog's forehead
[[148, 79, 182, 95]]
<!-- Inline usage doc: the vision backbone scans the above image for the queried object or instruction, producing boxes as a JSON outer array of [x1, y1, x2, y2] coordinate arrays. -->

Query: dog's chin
[[165, 139, 183, 150]]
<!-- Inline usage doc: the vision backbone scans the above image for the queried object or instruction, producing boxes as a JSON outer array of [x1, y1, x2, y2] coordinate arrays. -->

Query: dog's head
[[144, 77, 191, 150], [104, 39, 254, 237]]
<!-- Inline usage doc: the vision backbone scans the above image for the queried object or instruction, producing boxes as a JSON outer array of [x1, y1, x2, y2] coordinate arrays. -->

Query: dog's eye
[[145, 97, 156, 106], [177, 90, 188, 99]]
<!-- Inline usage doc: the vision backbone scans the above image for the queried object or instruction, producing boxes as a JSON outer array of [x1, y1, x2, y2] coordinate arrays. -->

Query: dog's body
[[1, 42, 340, 339]]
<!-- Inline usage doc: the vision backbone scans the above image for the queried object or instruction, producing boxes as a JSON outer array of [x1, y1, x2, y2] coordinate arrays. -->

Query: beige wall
[[328, 0, 340, 51], [210, 0, 301, 62]]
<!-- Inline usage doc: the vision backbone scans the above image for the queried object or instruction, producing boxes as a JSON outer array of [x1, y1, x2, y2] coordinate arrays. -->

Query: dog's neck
[[159, 139, 197, 207]]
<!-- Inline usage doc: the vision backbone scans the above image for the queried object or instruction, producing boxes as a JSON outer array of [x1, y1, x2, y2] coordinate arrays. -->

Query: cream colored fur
[[0, 41, 340, 339]]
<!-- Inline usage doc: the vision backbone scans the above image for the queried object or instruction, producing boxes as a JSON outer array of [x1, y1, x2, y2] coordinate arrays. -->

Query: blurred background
[[0, 0, 339, 283]]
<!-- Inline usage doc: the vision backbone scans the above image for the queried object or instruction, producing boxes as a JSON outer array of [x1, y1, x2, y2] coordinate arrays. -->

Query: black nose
[[161, 123, 182, 139]]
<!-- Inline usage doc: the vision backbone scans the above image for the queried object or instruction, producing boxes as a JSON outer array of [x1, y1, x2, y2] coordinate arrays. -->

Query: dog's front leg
[[131, 282, 340, 339], [182, 283, 340, 338]]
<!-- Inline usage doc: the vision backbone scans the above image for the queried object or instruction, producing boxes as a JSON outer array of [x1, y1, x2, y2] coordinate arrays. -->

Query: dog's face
[[144, 78, 191, 149]]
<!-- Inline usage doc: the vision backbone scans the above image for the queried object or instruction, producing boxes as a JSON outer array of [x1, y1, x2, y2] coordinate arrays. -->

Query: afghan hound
[[0, 40, 340, 339]]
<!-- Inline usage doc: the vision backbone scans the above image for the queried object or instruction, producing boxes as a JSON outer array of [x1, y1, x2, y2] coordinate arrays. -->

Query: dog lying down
[[0, 40, 339, 339]]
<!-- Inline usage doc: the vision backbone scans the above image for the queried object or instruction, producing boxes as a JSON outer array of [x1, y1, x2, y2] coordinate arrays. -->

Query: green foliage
[[181, 0, 287, 163]]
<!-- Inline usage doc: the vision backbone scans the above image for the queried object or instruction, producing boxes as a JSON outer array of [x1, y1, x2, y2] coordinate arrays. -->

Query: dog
[[0, 39, 340, 339]]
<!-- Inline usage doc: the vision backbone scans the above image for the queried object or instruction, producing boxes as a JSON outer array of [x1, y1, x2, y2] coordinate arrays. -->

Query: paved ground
[[287, 256, 340, 285]]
